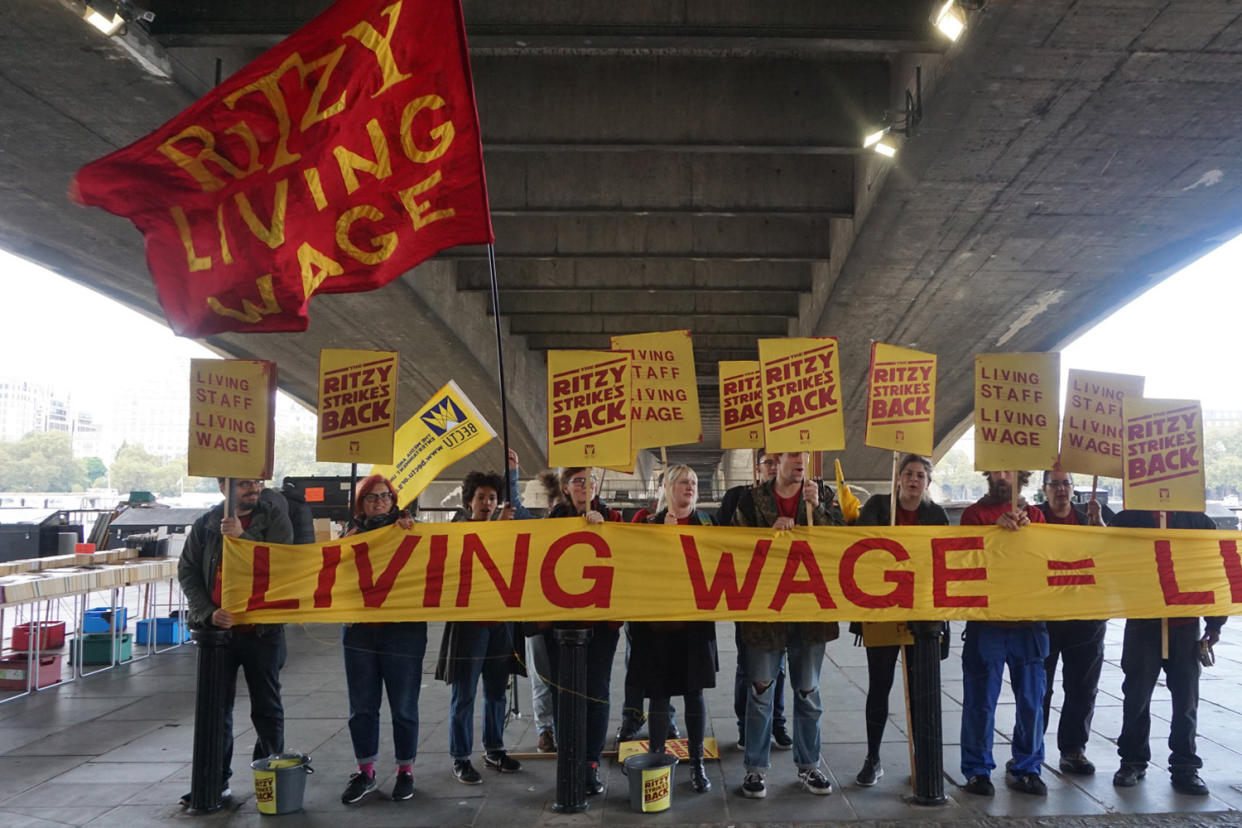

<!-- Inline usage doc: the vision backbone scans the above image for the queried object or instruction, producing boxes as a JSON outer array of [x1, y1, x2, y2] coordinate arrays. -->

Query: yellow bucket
[[623, 753, 678, 813]]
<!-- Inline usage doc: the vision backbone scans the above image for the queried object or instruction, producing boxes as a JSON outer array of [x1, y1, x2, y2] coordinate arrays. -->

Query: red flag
[[72, 0, 492, 337]]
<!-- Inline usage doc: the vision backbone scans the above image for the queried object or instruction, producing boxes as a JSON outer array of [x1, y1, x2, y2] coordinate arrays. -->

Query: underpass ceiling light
[[873, 140, 897, 158], [862, 125, 897, 158], [83, 2, 124, 36], [932, 0, 966, 42], [863, 128, 888, 149]]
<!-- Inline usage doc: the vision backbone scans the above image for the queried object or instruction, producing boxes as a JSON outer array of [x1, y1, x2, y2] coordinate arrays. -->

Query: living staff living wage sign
[[865, 342, 936, 455], [719, 361, 765, 450], [973, 352, 1060, 472], [1059, 369, 1144, 479], [546, 350, 632, 468], [188, 359, 277, 479], [221, 522, 1242, 624], [758, 338, 845, 453], [316, 349, 398, 464], [71, 0, 493, 338], [610, 330, 701, 449], [1122, 398, 1205, 512]]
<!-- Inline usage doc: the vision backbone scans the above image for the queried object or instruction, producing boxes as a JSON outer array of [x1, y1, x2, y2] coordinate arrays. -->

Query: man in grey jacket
[[178, 477, 294, 803]]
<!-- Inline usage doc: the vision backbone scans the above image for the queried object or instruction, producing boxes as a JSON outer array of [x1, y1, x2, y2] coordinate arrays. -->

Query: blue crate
[[136, 617, 189, 645], [83, 606, 128, 634]]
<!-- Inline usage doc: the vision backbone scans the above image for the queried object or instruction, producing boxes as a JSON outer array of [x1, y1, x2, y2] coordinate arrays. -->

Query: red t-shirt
[[959, 499, 1046, 526], [775, 491, 801, 519], [895, 506, 920, 526], [1044, 508, 1079, 526], [630, 509, 651, 523]]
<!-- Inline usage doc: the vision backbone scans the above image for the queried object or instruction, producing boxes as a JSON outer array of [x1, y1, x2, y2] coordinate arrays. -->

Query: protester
[[338, 474, 424, 803], [1036, 469, 1106, 776], [630, 465, 718, 793], [852, 454, 949, 787], [437, 466, 522, 784], [1110, 508, 1226, 796], [733, 451, 842, 799], [542, 467, 623, 795], [958, 471, 1048, 797], [177, 477, 294, 806]]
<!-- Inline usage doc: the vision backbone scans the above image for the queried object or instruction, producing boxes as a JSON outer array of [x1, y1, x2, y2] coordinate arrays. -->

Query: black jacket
[[857, 494, 950, 527]]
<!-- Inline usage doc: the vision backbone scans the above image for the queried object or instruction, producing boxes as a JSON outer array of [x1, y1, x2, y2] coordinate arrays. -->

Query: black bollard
[[552, 628, 592, 813], [906, 621, 948, 805], [187, 627, 232, 814]]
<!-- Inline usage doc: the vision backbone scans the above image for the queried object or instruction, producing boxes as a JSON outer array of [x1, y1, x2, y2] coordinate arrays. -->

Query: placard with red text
[[865, 342, 936, 455], [974, 352, 1060, 471], [1122, 398, 1205, 512], [758, 338, 844, 453]]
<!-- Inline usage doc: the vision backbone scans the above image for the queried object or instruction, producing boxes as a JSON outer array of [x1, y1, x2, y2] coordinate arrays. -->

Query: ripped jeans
[[742, 626, 826, 774]]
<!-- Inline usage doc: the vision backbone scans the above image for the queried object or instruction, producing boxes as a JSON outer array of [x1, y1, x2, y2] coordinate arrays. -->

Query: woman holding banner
[[631, 465, 718, 794], [339, 474, 424, 805], [541, 467, 622, 795], [851, 454, 949, 788]]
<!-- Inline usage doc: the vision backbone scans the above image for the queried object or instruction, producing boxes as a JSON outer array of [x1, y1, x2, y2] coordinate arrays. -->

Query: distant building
[[1204, 410, 1242, 429], [0, 376, 98, 452]]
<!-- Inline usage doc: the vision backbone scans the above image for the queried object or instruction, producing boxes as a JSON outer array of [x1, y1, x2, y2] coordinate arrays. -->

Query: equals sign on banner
[[1047, 558, 1097, 586]]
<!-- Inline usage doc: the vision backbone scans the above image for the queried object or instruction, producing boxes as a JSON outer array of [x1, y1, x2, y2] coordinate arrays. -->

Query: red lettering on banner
[[931, 537, 988, 607], [1154, 540, 1212, 605], [247, 546, 300, 611], [768, 541, 836, 611], [541, 531, 614, 609], [1221, 540, 1242, 604], [838, 539, 914, 609], [425, 534, 447, 607], [353, 535, 418, 608], [314, 545, 341, 607], [456, 533, 530, 608], [679, 536, 768, 611]]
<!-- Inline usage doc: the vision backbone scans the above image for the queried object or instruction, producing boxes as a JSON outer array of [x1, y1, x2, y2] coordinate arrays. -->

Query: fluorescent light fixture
[[874, 140, 897, 158], [863, 128, 888, 148], [84, 4, 124, 36], [933, 0, 966, 41]]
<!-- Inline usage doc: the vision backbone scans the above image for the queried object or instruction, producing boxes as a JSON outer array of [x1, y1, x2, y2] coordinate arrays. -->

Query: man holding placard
[[958, 471, 1049, 797]]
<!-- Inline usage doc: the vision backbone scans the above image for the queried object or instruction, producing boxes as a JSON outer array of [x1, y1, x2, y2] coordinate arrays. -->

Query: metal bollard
[[552, 628, 592, 813], [906, 621, 948, 805], [187, 627, 232, 814]]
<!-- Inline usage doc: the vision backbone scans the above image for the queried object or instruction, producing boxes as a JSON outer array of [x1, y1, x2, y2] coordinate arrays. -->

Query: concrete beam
[[525, 333, 764, 353], [507, 313, 790, 337], [500, 289, 801, 316], [458, 259, 816, 293]]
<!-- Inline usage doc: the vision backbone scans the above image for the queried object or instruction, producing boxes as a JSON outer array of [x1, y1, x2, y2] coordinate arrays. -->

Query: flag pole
[[487, 244, 513, 501]]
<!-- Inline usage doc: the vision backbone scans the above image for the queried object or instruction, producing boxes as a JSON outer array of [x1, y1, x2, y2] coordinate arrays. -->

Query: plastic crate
[[74, 633, 133, 665], [83, 607, 128, 634], [136, 617, 189, 645], [0, 654, 63, 690], [12, 620, 66, 651]]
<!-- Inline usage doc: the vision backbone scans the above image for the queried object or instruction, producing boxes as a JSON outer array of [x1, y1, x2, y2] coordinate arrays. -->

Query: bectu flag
[[72, 0, 492, 337]]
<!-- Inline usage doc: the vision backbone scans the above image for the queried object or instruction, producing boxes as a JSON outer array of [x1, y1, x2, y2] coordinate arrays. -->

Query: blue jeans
[[960, 622, 1048, 778], [734, 623, 786, 731], [450, 624, 513, 760], [526, 633, 555, 733], [545, 625, 621, 765], [743, 625, 825, 773], [343, 622, 428, 764]]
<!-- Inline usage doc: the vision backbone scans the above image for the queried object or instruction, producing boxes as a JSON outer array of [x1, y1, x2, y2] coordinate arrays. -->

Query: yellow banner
[[865, 342, 936, 455], [611, 330, 702, 449], [759, 337, 845, 453], [370, 380, 495, 508], [316, 349, 398, 465], [188, 359, 276, 479], [719, 361, 765, 450], [547, 350, 632, 468], [221, 522, 1242, 624], [973, 352, 1060, 471], [1123, 398, 1205, 512], [1059, 369, 1144, 479]]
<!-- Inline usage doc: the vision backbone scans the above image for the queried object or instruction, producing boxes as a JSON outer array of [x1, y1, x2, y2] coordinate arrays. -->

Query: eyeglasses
[[234, 480, 263, 490], [362, 492, 393, 503], [758, 459, 778, 467], [569, 477, 593, 487], [1046, 480, 1073, 489]]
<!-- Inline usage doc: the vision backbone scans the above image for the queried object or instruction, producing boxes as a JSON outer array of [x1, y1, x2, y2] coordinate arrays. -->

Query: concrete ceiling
[[3, 0, 1242, 495]]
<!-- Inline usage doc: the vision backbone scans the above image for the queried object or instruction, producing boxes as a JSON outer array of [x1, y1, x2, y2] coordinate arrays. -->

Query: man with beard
[[958, 471, 1048, 797], [178, 477, 294, 805], [1037, 470, 1106, 777]]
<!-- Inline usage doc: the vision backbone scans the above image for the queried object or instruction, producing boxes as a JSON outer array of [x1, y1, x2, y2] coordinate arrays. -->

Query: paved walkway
[[1, 620, 1239, 826]]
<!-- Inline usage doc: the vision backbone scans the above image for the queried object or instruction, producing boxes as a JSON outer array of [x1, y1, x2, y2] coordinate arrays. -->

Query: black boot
[[689, 743, 710, 793]]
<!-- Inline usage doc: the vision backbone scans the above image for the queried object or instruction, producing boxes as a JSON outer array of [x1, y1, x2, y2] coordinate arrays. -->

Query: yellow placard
[[1122, 398, 1205, 512], [758, 337, 845, 453], [719, 361, 765, 450], [223, 522, 1242, 624], [316, 349, 398, 465], [865, 343, 936, 455], [370, 380, 495, 508], [610, 330, 701, 449], [973, 352, 1060, 472], [187, 358, 276, 479], [617, 738, 720, 763], [547, 350, 632, 468], [1059, 369, 1145, 479]]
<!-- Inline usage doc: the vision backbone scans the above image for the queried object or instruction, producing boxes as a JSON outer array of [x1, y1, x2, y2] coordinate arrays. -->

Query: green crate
[[74, 633, 133, 665]]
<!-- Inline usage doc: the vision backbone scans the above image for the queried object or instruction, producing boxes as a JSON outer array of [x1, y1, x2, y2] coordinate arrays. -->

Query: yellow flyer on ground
[[865, 343, 936, 455], [973, 352, 1060, 472], [719, 361, 765, 450], [547, 350, 632, 468], [370, 380, 495, 508], [316, 349, 398, 464], [1059, 369, 1144, 479], [618, 738, 720, 763], [758, 337, 844, 453], [188, 358, 276, 479], [1122, 398, 1205, 512], [611, 330, 701, 449]]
